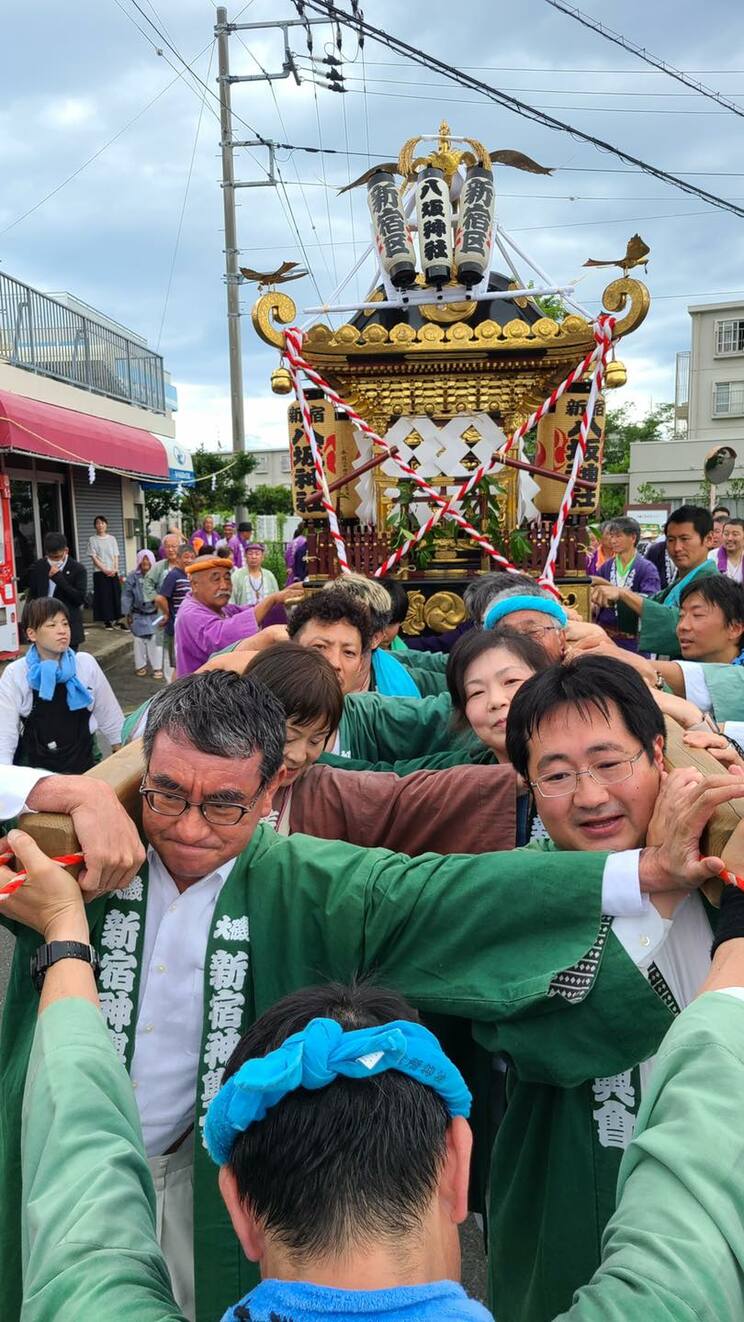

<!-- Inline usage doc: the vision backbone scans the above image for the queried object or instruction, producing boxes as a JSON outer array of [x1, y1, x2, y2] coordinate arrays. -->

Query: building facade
[[629, 298, 744, 508], [244, 446, 292, 492], [0, 269, 191, 652]]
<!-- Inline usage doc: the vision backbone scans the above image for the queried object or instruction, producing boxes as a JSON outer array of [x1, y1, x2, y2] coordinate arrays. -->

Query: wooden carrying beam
[[663, 716, 744, 905], [18, 740, 146, 863], [14, 719, 744, 907]]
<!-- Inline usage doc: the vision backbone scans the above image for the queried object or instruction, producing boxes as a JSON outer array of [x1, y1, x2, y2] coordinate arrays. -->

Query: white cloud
[[173, 381, 290, 453], [38, 97, 97, 130]]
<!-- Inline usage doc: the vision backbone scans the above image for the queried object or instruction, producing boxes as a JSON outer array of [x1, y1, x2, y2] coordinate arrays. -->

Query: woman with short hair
[[87, 514, 121, 630]]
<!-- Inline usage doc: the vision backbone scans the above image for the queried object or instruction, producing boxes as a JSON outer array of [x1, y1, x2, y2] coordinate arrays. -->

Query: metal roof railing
[[0, 270, 166, 414]]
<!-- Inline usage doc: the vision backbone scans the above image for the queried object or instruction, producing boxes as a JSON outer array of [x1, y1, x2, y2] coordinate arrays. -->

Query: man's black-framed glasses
[[531, 748, 645, 799], [139, 780, 264, 826]]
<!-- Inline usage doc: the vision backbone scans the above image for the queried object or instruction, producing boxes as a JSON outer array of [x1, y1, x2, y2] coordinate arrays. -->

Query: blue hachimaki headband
[[204, 1016, 472, 1166]]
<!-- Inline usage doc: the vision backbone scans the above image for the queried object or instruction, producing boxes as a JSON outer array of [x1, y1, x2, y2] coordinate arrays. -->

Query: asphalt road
[[0, 644, 489, 1301]]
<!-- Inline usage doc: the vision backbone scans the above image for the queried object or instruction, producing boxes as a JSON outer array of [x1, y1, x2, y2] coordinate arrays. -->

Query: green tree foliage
[[245, 484, 294, 516], [144, 449, 256, 532], [598, 486, 627, 520], [598, 403, 674, 519], [603, 402, 674, 473], [636, 482, 667, 504], [262, 541, 288, 588]]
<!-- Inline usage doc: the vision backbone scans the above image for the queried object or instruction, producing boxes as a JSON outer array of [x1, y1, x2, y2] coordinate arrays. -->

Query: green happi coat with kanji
[[482, 837, 716, 1322], [0, 827, 671, 1322]]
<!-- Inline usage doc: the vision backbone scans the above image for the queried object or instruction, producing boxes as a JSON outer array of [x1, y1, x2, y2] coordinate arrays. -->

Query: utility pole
[[213, 11, 330, 520], [215, 7, 245, 482]]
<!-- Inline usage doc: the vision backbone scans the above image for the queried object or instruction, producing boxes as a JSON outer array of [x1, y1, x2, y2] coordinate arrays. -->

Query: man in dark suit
[[23, 532, 88, 650]]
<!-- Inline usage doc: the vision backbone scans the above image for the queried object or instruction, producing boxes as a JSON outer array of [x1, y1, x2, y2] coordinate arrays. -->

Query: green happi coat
[[2, 825, 665, 1322], [484, 838, 714, 1322], [615, 559, 718, 657], [694, 661, 744, 724], [395, 649, 450, 696], [397, 648, 449, 673], [22, 993, 744, 1321], [337, 690, 481, 761]]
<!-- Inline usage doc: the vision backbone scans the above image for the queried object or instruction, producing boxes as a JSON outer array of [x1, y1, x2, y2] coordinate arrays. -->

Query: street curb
[[80, 631, 133, 667]]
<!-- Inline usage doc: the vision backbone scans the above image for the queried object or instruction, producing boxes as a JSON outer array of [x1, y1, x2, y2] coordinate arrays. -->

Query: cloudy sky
[[3, 0, 744, 451]]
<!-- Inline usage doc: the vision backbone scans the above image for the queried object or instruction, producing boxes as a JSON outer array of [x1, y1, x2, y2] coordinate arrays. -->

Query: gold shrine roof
[[252, 276, 649, 361]]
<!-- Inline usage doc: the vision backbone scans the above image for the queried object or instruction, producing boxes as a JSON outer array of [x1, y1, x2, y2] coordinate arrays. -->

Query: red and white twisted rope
[[284, 328, 526, 582], [539, 316, 615, 590], [285, 332, 350, 575]]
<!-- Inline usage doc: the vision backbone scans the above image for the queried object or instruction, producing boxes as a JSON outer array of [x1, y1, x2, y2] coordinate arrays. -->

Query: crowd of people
[[6, 501, 744, 1320]]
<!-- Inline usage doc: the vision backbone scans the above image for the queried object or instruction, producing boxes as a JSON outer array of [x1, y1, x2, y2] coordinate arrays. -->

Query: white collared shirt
[[130, 847, 237, 1157], [0, 766, 51, 819], [0, 653, 124, 764], [614, 892, 712, 1092]]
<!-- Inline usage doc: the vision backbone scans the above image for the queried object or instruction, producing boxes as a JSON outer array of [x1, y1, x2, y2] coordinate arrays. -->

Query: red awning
[[0, 389, 170, 480]]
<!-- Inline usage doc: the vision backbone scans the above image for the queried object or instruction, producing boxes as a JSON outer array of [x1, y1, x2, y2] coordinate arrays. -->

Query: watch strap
[[30, 941, 100, 992]]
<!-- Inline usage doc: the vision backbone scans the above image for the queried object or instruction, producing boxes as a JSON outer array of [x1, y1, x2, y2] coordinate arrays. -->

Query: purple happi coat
[[595, 553, 661, 649]]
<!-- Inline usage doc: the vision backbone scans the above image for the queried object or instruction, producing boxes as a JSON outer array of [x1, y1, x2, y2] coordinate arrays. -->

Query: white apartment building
[[244, 446, 293, 492], [629, 299, 744, 507]]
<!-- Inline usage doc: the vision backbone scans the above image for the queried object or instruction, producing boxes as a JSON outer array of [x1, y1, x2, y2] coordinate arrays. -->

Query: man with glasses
[[2, 666, 738, 1322], [490, 653, 721, 1322], [594, 505, 718, 657]]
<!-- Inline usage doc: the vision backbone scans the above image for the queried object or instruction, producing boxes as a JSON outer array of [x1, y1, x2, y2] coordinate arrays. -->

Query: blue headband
[[204, 1017, 472, 1166], [483, 594, 567, 632]]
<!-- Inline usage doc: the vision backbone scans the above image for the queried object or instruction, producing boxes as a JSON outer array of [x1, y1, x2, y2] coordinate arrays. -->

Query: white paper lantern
[[367, 172, 416, 289], [454, 166, 495, 289], [415, 167, 453, 289]]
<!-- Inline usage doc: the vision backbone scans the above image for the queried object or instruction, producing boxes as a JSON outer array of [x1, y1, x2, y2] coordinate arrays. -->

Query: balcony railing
[[0, 271, 166, 414]]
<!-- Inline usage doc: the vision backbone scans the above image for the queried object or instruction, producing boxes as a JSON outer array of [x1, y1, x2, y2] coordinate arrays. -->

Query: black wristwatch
[[30, 941, 100, 992]]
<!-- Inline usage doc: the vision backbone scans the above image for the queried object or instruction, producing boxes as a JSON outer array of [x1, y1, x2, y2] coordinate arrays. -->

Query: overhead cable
[[299, 0, 744, 222], [544, 0, 744, 123]]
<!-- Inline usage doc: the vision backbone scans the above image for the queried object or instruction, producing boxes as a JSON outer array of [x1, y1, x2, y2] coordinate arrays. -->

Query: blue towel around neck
[[222, 1278, 493, 1321], [25, 645, 92, 711], [371, 648, 421, 698]]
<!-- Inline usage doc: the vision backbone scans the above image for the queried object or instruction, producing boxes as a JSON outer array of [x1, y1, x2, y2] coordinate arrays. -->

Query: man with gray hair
[[0, 667, 721, 1322]]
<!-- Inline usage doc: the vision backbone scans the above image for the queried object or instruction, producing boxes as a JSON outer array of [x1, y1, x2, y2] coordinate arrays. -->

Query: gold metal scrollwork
[[601, 278, 650, 340], [403, 590, 426, 636], [423, 591, 467, 633], [251, 292, 299, 350]]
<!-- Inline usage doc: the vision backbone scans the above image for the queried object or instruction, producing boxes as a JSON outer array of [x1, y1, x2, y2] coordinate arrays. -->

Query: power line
[[231, 32, 331, 292], [114, 0, 272, 151], [544, 0, 744, 123], [358, 59, 744, 76], [1, 52, 210, 236], [299, 1, 744, 222], [337, 73, 744, 99], [329, 80, 736, 116], [156, 41, 216, 350]]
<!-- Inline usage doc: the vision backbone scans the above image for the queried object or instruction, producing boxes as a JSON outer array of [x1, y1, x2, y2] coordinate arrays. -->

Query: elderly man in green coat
[[1, 669, 739, 1322]]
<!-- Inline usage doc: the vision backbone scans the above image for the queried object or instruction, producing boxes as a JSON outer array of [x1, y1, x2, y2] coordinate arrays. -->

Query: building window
[[715, 319, 744, 355], [280, 454, 292, 473], [713, 381, 744, 417], [253, 456, 269, 474]]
